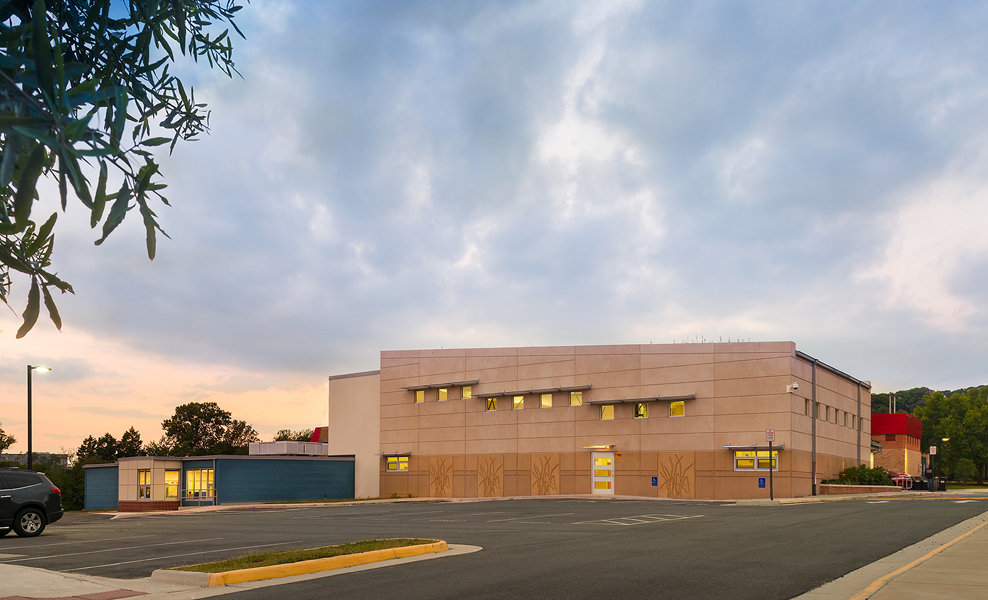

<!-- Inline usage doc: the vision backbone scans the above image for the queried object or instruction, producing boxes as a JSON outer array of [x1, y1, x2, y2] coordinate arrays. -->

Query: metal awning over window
[[403, 380, 479, 391], [724, 443, 785, 451], [378, 452, 412, 457], [582, 444, 616, 450], [475, 384, 592, 399], [587, 393, 696, 405]]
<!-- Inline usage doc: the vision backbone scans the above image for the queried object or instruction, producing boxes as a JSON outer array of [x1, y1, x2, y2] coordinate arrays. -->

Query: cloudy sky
[[3, 0, 988, 454]]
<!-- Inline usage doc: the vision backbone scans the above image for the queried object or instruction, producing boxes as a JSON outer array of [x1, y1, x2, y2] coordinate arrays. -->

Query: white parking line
[[63, 541, 295, 571], [487, 512, 574, 522], [2, 537, 224, 562], [0, 534, 153, 551], [867, 501, 890, 504], [954, 500, 979, 503], [572, 514, 703, 526]]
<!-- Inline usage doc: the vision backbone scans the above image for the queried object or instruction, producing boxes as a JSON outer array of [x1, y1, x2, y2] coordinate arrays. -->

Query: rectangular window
[[415, 390, 424, 403], [600, 405, 614, 420], [885, 434, 896, 441], [513, 396, 524, 410], [733, 450, 778, 471], [138, 469, 151, 499], [386, 456, 409, 471], [852, 415, 856, 429], [462, 386, 472, 399], [486, 397, 497, 411], [670, 401, 685, 417], [844, 412, 848, 427], [570, 391, 583, 406], [825, 406, 830, 421], [814, 403, 819, 419], [164, 470, 179, 499], [185, 468, 215, 499], [634, 403, 648, 418], [438, 388, 447, 401], [805, 399, 810, 416], [541, 393, 552, 408]]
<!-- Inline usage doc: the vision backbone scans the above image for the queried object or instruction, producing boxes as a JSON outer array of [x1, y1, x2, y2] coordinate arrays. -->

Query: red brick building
[[871, 413, 925, 476]]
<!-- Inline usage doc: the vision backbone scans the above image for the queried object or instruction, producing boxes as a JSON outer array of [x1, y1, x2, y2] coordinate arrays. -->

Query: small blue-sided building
[[83, 444, 354, 512]]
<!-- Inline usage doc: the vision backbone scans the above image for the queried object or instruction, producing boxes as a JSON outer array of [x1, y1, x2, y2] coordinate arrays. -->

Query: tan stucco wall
[[117, 457, 182, 502], [328, 371, 380, 498]]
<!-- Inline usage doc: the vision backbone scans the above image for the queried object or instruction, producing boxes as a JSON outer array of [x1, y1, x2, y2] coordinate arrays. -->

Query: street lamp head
[[942, 437, 950, 442], [29, 365, 51, 372]]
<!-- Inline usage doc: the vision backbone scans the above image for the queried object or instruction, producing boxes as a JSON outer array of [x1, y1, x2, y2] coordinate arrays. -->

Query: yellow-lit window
[[600, 405, 614, 420], [164, 470, 179, 499], [513, 396, 524, 410], [185, 468, 214, 499], [571, 391, 583, 406], [486, 397, 497, 411], [438, 388, 448, 401], [733, 450, 777, 471], [594, 457, 612, 466], [462, 386, 472, 399], [594, 481, 612, 489], [541, 393, 552, 408], [138, 469, 151, 499], [670, 401, 685, 417], [387, 456, 409, 471], [634, 403, 648, 418], [415, 390, 424, 403]]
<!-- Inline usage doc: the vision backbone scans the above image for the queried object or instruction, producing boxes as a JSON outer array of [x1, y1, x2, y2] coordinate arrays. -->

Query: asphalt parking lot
[[2, 496, 986, 600]]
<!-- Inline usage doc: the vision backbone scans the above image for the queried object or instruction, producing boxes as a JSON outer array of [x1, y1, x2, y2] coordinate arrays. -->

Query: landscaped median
[[151, 538, 449, 587]]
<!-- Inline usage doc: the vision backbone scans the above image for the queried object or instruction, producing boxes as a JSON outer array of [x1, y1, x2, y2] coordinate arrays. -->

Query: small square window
[[415, 390, 424, 403], [634, 403, 648, 418], [570, 391, 583, 406], [462, 386, 472, 399], [541, 393, 552, 408], [670, 401, 685, 417], [513, 396, 524, 410], [486, 397, 497, 411], [438, 388, 448, 401], [600, 405, 614, 420], [387, 456, 409, 471]]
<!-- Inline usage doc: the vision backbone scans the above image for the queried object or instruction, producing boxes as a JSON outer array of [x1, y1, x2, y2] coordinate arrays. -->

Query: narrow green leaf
[[13, 142, 46, 228], [41, 283, 61, 330], [91, 161, 107, 228], [94, 182, 131, 245], [15, 277, 41, 338], [31, 0, 53, 97], [141, 137, 171, 146], [0, 132, 22, 187]]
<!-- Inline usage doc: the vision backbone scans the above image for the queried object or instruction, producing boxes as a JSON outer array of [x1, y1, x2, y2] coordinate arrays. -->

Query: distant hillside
[[871, 386, 986, 415]]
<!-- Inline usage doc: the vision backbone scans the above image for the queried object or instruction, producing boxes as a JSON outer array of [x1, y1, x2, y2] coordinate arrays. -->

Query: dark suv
[[0, 469, 63, 537]]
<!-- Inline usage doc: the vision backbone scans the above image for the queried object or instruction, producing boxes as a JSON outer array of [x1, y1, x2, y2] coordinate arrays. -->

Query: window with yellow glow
[[415, 390, 424, 403], [669, 401, 685, 417], [164, 470, 179, 499], [570, 391, 582, 406], [462, 386, 472, 399], [387, 456, 409, 471], [541, 393, 552, 408], [138, 469, 151, 499], [513, 396, 524, 409], [186, 468, 214, 499], [594, 457, 612, 466], [438, 388, 448, 401], [600, 405, 614, 420], [634, 403, 648, 418], [594, 481, 612, 489], [486, 397, 497, 411], [733, 450, 778, 471]]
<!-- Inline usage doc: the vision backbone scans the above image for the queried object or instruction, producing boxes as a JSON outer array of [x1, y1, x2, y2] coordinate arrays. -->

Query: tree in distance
[[148, 401, 259, 456], [0, 420, 15, 452], [76, 426, 144, 462], [273, 428, 314, 442], [0, 0, 245, 337]]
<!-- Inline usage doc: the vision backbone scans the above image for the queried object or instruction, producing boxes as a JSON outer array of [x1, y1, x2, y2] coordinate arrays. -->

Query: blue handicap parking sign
[[758, 477, 766, 488], [651, 476, 658, 486]]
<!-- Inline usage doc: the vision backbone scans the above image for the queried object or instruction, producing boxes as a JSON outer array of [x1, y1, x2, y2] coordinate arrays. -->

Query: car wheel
[[13, 508, 46, 537]]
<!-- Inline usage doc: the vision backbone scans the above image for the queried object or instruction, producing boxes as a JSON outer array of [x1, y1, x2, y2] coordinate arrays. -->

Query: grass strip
[[172, 539, 436, 573]]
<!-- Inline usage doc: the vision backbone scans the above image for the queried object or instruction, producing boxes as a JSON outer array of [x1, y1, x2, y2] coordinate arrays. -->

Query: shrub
[[822, 465, 894, 486]]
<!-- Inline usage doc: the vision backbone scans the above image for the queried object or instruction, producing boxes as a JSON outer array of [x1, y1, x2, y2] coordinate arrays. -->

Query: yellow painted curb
[[207, 541, 449, 587], [849, 521, 988, 600]]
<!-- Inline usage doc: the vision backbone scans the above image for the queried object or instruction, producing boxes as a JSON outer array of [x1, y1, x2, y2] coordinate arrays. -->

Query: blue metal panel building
[[215, 457, 355, 503], [83, 464, 119, 510]]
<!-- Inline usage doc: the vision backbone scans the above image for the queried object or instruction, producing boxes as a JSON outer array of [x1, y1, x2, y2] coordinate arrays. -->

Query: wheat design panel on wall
[[477, 454, 504, 497], [429, 456, 454, 498], [656, 452, 695, 499], [530, 453, 560, 495]]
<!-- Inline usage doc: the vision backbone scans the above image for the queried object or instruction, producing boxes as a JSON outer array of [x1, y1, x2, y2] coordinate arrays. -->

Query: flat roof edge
[[794, 350, 871, 389], [328, 370, 380, 381]]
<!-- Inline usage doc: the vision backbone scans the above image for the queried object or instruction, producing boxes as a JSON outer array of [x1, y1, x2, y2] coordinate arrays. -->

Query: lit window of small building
[[600, 405, 614, 420], [387, 456, 409, 471], [541, 393, 552, 408], [462, 386, 472, 399], [571, 391, 583, 406], [138, 469, 151, 499], [513, 396, 524, 410], [438, 388, 448, 401], [415, 390, 424, 403], [634, 403, 648, 418], [670, 401, 685, 417], [486, 397, 497, 411]]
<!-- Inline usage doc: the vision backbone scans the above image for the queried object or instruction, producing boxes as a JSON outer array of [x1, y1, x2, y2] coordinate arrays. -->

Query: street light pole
[[26, 365, 51, 472]]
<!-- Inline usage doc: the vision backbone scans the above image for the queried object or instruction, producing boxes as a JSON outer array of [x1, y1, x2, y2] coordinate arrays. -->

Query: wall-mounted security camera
[[792, 382, 799, 390], [787, 382, 799, 393]]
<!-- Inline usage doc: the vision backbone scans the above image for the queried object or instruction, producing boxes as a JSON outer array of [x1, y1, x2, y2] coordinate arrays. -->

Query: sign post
[[766, 429, 776, 501], [929, 446, 937, 492]]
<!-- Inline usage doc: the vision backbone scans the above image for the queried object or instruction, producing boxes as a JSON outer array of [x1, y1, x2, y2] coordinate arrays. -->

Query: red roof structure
[[872, 413, 922, 439]]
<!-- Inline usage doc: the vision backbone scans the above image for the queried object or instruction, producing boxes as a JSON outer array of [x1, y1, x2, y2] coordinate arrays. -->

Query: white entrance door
[[591, 452, 615, 495]]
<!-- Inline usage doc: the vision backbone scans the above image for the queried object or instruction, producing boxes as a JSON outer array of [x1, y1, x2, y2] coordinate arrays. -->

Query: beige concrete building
[[328, 342, 871, 500]]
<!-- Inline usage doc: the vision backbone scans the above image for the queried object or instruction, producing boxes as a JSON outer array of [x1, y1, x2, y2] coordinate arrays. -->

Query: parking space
[[1, 496, 986, 600]]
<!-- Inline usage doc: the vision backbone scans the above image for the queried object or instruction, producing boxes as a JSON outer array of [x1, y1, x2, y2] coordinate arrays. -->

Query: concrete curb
[[151, 540, 449, 587]]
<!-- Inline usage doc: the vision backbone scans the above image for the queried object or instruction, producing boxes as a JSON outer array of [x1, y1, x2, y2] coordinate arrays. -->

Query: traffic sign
[[765, 429, 776, 442], [651, 476, 658, 487], [930, 446, 937, 455]]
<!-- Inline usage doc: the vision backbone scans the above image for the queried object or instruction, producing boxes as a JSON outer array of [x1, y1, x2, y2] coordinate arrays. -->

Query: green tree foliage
[[156, 401, 258, 456], [273, 428, 314, 442], [76, 426, 145, 462], [871, 387, 934, 415], [0, 420, 16, 452], [914, 386, 988, 484], [0, 0, 244, 337]]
